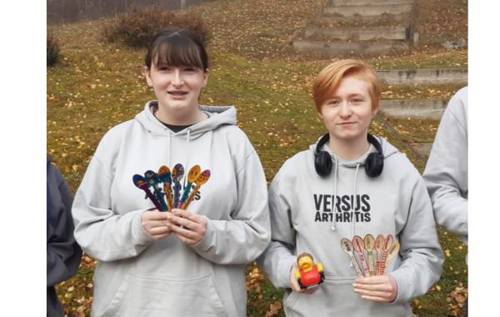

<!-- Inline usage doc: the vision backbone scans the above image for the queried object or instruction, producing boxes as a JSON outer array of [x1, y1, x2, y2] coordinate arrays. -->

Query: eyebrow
[[330, 93, 366, 99]]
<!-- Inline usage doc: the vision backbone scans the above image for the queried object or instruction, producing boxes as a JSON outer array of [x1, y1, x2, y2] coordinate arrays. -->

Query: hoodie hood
[[135, 101, 237, 140]]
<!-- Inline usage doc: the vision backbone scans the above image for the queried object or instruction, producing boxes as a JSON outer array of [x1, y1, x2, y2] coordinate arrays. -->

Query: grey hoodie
[[72, 102, 270, 317], [423, 87, 468, 243], [259, 137, 443, 317]]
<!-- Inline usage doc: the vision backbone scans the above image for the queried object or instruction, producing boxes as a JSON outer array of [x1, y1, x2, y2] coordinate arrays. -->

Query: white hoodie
[[259, 137, 443, 317], [424, 87, 468, 243], [72, 102, 270, 317]]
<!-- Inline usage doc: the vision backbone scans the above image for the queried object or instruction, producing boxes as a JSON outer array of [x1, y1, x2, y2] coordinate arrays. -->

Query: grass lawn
[[48, 1, 467, 316]]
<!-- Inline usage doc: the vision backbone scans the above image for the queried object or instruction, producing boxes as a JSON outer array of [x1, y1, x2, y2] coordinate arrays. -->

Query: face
[[298, 256, 313, 270], [145, 63, 208, 115], [319, 75, 377, 143]]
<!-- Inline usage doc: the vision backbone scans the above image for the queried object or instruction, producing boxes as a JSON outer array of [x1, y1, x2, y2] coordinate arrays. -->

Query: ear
[[143, 66, 153, 87], [371, 105, 379, 118], [202, 70, 209, 88], [317, 105, 324, 120]]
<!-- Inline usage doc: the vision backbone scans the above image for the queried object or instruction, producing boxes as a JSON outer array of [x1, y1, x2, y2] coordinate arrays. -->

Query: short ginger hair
[[312, 59, 382, 112]]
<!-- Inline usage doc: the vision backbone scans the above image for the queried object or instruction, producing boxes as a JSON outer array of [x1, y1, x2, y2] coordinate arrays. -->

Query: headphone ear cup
[[315, 151, 332, 177], [365, 152, 384, 177]]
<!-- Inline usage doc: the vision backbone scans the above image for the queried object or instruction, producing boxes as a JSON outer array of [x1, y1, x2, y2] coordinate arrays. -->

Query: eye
[[183, 66, 197, 72], [350, 97, 365, 104], [326, 99, 341, 107], [157, 65, 171, 72]]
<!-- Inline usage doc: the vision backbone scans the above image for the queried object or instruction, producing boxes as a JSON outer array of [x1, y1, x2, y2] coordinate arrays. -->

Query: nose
[[339, 101, 352, 118], [172, 69, 184, 86]]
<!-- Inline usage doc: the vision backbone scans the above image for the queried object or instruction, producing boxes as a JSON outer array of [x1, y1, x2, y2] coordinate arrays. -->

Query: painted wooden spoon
[[364, 234, 376, 276], [182, 170, 211, 209], [171, 163, 185, 208], [132, 174, 163, 211], [179, 165, 201, 206], [375, 234, 386, 275], [144, 170, 167, 211], [352, 235, 370, 277], [158, 165, 173, 211], [384, 239, 400, 273], [340, 238, 363, 276], [377, 234, 394, 275]]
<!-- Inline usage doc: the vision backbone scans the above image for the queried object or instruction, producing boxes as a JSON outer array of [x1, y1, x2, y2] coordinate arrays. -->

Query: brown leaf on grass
[[447, 284, 468, 316], [265, 301, 283, 317], [246, 265, 265, 291]]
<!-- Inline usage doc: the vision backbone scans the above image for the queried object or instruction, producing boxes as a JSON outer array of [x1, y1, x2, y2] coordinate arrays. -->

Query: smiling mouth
[[168, 91, 188, 96]]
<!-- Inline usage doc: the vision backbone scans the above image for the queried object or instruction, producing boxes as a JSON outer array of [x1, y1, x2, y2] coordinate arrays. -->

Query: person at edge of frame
[[258, 59, 444, 317], [47, 155, 82, 317], [423, 86, 468, 317], [71, 28, 270, 317]]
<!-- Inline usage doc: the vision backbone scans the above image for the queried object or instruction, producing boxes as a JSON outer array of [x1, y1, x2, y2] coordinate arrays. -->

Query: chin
[[332, 131, 365, 141], [165, 100, 194, 111]]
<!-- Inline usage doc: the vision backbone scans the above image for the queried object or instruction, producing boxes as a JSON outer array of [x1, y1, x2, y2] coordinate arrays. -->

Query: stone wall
[[47, 0, 203, 24]]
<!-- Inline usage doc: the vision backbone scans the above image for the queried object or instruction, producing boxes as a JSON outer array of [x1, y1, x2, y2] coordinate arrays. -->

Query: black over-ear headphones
[[314, 133, 384, 178]]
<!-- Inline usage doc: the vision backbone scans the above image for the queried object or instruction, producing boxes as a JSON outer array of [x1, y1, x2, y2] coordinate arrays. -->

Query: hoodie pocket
[[102, 273, 227, 317], [284, 275, 409, 317]]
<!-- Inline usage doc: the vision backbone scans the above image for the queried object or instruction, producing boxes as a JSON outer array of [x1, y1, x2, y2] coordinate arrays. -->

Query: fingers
[[150, 231, 171, 241], [141, 210, 171, 240], [175, 232, 199, 245], [303, 286, 319, 294], [142, 210, 169, 221], [355, 275, 388, 284], [167, 209, 207, 245], [289, 268, 303, 292], [148, 226, 171, 236], [353, 288, 393, 298], [169, 224, 199, 240], [168, 213, 200, 231], [353, 281, 393, 292], [353, 275, 396, 303], [170, 209, 205, 223], [357, 294, 390, 303]]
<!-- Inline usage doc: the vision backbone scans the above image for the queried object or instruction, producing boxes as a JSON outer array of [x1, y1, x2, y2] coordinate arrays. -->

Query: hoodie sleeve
[[423, 87, 468, 241], [389, 176, 444, 303], [47, 162, 82, 287], [72, 131, 154, 262], [192, 147, 271, 265], [257, 160, 297, 289]]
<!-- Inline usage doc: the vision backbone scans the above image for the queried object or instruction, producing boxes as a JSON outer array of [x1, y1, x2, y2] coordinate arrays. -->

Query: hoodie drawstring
[[330, 154, 339, 232], [168, 130, 172, 166], [352, 163, 360, 238], [181, 129, 193, 190], [330, 158, 361, 237]]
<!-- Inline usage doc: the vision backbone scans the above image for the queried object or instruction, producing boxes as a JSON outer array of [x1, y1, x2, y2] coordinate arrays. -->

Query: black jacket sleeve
[[47, 160, 82, 287]]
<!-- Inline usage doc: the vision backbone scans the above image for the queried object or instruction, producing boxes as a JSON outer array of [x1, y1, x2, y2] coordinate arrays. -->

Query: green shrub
[[47, 33, 60, 67], [103, 7, 209, 48]]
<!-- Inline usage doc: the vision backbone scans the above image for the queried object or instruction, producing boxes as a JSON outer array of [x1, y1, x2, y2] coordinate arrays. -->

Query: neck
[[329, 134, 370, 161], [155, 103, 205, 125]]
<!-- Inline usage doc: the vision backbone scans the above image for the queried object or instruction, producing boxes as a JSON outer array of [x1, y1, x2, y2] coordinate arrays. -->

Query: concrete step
[[293, 39, 409, 57], [377, 68, 468, 85], [381, 99, 447, 120], [316, 12, 409, 28], [324, 3, 413, 17], [330, 0, 413, 6], [304, 25, 408, 41]]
